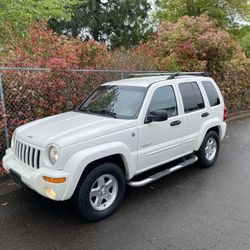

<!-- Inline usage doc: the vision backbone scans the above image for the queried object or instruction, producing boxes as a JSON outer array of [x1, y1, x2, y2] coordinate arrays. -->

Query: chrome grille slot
[[27, 146, 31, 165], [15, 141, 19, 157], [31, 148, 35, 168], [15, 140, 41, 169], [20, 143, 23, 161], [36, 150, 40, 169], [17, 141, 20, 158], [24, 145, 28, 164]]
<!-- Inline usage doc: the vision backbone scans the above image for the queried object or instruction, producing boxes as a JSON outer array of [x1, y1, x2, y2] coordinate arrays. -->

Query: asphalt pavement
[[1, 118, 250, 250]]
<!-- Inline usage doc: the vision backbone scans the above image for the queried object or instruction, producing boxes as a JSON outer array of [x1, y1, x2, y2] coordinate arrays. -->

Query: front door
[[137, 85, 184, 171]]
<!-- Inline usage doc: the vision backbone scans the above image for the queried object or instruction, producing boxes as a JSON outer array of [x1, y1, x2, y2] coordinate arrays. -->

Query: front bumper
[[3, 148, 69, 201]]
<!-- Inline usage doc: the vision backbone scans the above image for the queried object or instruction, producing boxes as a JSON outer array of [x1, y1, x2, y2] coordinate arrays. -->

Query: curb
[[228, 110, 250, 122]]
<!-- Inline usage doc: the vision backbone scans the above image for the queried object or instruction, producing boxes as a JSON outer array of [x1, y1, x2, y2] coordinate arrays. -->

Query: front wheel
[[197, 131, 220, 168], [73, 162, 126, 222]]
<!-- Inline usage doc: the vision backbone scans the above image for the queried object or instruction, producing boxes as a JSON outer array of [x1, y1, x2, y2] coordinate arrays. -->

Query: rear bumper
[[221, 122, 227, 140], [3, 148, 69, 201]]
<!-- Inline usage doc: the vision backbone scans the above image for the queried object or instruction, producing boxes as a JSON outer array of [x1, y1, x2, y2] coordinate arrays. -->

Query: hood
[[16, 111, 135, 148]]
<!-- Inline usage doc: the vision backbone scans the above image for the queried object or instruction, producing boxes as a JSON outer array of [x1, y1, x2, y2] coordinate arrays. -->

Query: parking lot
[[1, 118, 250, 250]]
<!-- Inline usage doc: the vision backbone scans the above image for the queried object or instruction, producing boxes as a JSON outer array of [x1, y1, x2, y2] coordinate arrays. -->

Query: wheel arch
[[195, 119, 222, 151], [62, 142, 134, 200], [206, 126, 221, 138], [78, 154, 127, 183], [71, 153, 128, 200]]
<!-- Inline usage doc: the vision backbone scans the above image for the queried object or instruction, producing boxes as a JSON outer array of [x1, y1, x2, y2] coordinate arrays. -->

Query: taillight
[[223, 106, 228, 121]]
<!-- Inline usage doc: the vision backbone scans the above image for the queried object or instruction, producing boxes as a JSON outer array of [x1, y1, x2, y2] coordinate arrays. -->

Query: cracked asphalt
[[0, 118, 250, 250]]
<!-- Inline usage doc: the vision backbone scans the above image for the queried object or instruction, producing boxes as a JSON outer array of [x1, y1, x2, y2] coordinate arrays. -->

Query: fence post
[[0, 75, 10, 148]]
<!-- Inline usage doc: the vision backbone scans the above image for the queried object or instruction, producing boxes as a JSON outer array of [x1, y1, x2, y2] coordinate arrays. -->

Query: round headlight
[[48, 146, 59, 164]]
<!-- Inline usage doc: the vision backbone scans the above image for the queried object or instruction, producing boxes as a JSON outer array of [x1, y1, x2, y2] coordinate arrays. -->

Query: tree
[[157, 0, 250, 27], [49, 0, 153, 49], [231, 25, 250, 57], [0, 0, 80, 42]]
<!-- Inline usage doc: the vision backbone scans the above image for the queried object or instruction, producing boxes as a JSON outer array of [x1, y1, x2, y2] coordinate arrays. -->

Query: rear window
[[202, 81, 220, 106], [179, 82, 205, 113]]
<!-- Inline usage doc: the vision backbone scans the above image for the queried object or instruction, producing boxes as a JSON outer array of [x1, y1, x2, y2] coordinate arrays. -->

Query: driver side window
[[149, 85, 178, 118]]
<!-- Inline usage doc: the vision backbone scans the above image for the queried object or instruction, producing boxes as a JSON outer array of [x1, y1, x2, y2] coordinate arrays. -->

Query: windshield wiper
[[92, 109, 117, 118]]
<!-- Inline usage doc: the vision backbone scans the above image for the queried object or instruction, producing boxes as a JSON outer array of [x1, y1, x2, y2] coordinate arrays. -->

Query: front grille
[[14, 140, 41, 169]]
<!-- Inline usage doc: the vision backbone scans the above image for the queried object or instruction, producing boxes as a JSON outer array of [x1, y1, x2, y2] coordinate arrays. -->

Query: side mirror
[[145, 110, 168, 124]]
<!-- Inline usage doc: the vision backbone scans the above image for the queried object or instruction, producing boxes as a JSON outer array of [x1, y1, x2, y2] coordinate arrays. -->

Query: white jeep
[[3, 72, 227, 221]]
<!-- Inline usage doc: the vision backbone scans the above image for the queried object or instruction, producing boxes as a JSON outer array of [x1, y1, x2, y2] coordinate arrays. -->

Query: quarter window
[[149, 86, 177, 118], [179, 82, 205, 113], [202, 81, 220, 106]]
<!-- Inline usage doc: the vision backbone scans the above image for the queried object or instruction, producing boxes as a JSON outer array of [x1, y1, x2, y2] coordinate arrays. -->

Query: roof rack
[[167, 72, 208, 79], [129, 72, 173, 78], [128, 72, 208, 79]]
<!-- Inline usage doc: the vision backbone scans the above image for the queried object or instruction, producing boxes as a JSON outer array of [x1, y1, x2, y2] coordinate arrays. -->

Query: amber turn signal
[[43, 176, 66, 183]]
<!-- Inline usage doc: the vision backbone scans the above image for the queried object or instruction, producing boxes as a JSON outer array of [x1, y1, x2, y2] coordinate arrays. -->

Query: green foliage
[[240, 33, 250, 57], [49, 0, 153, 49], [0, 0, 80, 43], [157, 0, 250, 27], [231, 26, 250, 57]]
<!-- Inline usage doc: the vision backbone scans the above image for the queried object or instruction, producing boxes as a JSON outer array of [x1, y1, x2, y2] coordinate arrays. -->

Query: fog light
[[44, 187, 57, 200], [43, 176, 66, 183]]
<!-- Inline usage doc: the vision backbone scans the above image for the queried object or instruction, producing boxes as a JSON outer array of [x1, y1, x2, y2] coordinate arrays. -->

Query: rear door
[[175, 79, 209, 154]]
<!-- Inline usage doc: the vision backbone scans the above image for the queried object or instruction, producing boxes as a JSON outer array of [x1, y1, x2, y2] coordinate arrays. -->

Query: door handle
[[201, 112, 209, 117], [170, 120, 181, 126]]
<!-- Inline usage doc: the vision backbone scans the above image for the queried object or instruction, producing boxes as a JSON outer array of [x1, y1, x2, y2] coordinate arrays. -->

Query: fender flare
[[61, 142, 135, 200], [194, 118, 222, 151]]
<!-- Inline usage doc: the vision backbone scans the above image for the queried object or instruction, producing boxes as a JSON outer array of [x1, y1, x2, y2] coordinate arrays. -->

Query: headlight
[[11, 130, 16, 148], [48, 146, 59, 165]]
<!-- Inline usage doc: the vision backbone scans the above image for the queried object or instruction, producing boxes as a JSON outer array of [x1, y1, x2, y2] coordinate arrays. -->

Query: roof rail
[[128, 73, 173, 78], [128, 72, 208, 79], [167, 72, 208, 79]]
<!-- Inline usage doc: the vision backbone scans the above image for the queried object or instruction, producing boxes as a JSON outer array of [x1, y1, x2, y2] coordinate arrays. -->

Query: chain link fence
[[0, 68, 134, 158], [0, 67, 249, 159]]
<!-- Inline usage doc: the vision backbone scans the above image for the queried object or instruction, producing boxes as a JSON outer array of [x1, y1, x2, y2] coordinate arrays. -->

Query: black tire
[[197, 131, 220, 168], [73, 162, 126, 222]]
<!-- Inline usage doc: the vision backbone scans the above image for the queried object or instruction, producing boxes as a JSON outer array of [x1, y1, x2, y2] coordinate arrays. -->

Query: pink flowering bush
[[0, 16, 249, 170], [0, 21, 114, 159], [116, 14, 250, 111]]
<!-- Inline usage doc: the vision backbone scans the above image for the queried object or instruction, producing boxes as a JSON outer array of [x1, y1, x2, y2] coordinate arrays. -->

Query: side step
[[127, 156, 198, 187]]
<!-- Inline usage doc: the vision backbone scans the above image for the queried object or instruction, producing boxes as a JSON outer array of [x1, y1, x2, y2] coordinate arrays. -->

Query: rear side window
[[149, 85, 178, 117], [179, 82, 205, 113], [202, 81, 220, 106]]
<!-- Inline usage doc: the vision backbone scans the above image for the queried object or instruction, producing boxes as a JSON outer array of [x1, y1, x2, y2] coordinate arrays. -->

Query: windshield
[[78, 85, 147, 119]]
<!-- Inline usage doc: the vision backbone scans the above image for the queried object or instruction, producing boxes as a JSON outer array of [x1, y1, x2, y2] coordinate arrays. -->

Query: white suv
[[3, 72, 227, 221]]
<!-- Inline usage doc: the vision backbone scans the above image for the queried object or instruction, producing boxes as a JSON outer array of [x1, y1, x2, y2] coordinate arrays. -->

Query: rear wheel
[[197, 131, 220, 168], [73, 162, 126, 222]]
